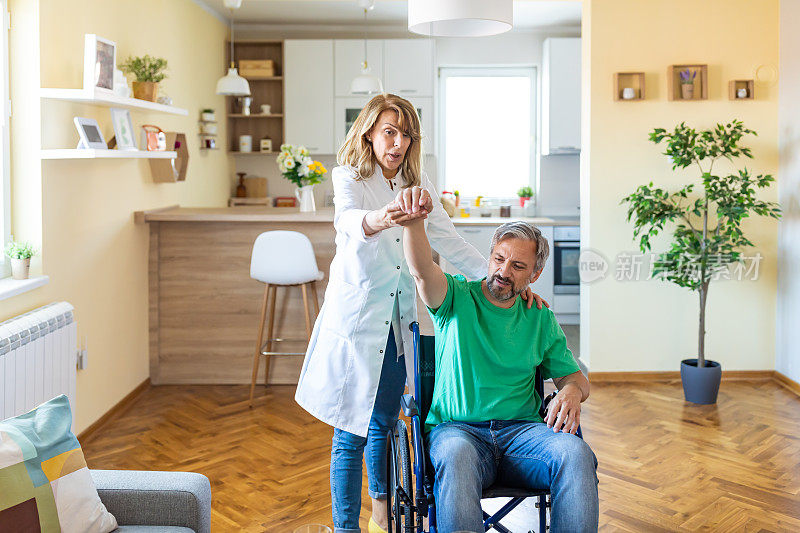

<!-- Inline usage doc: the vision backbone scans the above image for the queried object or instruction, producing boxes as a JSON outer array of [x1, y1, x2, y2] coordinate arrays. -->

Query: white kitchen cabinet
[[541, 38, 581, 155], [284, 40, 335, 154], [334, 39, 384, 97], [439, 224, 555, 308], [383, 39, 434, 97], [334, 96, 434, 155]]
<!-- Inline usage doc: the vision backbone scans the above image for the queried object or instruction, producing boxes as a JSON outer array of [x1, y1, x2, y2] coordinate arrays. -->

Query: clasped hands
[[382, 185, 434, 227]]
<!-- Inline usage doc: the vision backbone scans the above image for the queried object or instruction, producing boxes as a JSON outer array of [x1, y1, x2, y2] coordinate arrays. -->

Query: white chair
[[249, 231, 324, 406]]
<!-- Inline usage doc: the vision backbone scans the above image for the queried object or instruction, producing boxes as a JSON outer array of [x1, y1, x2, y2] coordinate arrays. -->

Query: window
[[439, 67, 536, 198], [0, 1, 8, 278]]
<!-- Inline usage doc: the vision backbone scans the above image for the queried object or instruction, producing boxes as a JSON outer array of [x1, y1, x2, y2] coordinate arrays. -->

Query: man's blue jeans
[[427, 420, 599, 533], [330, 327, 406, 533]]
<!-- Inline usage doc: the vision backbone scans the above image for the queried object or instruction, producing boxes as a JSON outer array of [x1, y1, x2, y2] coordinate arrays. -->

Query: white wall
[[777, 0, 800, 382]]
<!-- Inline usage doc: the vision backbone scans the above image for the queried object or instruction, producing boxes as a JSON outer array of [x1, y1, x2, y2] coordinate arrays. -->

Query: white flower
[[302, 156, 313, 166], [298, 146, 309, 158], [284, 156, 296, 169], [298, 162, 310, 177]]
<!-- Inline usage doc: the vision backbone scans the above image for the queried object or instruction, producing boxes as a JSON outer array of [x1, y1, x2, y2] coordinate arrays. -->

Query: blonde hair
[[336, 93, 423, 188]]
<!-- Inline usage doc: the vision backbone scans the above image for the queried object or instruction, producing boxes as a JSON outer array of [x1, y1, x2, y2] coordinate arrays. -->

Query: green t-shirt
[[425, 274, 580, 432]]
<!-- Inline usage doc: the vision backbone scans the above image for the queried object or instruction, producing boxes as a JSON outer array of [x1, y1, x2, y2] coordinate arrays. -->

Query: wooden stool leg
[[310, 281, 320, 319], [301, 283, 313, 341], [249, 284, 271, 407], [263, 284, 278, 386]]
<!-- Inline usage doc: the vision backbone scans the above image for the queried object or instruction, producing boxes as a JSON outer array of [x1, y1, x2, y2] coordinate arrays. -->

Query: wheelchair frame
[[386, 321, 580, 533]]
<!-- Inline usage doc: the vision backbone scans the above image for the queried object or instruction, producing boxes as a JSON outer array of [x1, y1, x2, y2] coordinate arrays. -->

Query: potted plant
[[277, 144, 327, 212], [453, 190, 460, 207], [120, 55, 168, 102], [4, 240, 38, 280], [517, 186, 534, 207], [679, 68, 696, 100], [201, 108, 216, 122], [621, 120, 781, 404]]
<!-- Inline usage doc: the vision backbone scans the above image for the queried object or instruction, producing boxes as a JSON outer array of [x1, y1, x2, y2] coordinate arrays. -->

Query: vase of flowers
[[679, 69, 696, 100], [277, 144, 327, 212], [4, 240, 37, 280]]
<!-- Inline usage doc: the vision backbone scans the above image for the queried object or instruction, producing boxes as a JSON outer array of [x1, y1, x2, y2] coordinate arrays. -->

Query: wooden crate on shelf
[[614, 72, 645, 101], [668, 64, 708, 101], [225, 40, 285, 152], [729, 79, 754, 100]]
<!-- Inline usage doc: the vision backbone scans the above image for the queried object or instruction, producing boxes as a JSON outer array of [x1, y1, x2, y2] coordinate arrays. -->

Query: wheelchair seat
[[481, 486, 549, 499]]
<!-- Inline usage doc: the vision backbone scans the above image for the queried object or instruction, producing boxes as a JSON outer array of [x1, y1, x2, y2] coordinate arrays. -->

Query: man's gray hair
[[489, 221, 550, 272]]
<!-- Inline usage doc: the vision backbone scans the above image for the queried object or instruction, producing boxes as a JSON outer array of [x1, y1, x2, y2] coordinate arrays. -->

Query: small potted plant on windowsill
[[120, 55, 168, 102], [4, 240, 38, 280], [517, 186, 534, 207]]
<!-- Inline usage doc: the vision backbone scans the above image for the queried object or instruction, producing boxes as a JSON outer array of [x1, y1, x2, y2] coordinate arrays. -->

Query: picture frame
[[110, 108, 137, 150], [73, 117, 107, 149], [83, 34, 116, 94]]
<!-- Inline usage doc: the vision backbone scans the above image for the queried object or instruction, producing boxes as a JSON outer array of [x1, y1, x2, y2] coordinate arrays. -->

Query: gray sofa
[[90, 470, 212, 533]]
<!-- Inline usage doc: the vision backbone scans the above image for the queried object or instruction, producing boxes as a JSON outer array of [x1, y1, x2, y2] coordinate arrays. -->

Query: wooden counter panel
[[150, 220, 335, 384]]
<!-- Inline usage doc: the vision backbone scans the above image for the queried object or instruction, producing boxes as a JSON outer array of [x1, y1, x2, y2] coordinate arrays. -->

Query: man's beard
[[487, 273, 524, 302]]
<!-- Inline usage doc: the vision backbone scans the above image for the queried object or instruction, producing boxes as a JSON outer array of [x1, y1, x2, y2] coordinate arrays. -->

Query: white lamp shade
[[351, 69, 384, 95], [408, 0, 512, 37], [216, 67, 251, 96]]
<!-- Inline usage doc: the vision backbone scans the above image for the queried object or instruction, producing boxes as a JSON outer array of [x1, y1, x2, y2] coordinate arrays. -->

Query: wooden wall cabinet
[[226, 40, 284, 153]]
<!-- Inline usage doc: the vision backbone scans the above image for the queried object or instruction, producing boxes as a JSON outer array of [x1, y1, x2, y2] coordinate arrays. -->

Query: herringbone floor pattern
[[80, 380, 800, 532]]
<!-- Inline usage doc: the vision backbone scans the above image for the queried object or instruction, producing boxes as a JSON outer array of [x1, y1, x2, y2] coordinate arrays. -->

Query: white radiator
[[0, 302, 77, 426]]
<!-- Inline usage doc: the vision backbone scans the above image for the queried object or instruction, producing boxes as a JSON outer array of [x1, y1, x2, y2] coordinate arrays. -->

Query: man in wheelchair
[[403, 214, 599, 533]]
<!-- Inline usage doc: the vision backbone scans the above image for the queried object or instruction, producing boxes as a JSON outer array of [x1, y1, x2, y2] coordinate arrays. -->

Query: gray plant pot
[[680, 358, 721, 404]]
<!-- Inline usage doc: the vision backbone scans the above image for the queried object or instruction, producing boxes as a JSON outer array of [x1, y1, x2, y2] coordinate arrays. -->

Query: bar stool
[[249, 231, 323, 406]]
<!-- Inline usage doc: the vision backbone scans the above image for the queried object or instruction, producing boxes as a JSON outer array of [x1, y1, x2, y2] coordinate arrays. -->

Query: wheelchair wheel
[[386, 418, 414, 533]]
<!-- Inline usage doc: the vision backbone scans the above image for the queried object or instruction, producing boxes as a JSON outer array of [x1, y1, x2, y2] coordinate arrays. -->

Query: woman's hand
[[393, 186, 434, 215], [520, 287, 549, 310]]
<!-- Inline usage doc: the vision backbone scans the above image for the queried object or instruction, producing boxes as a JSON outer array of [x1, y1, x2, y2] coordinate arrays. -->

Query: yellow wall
[[2, 0, 231, 433], [582, 0, 780, 371]]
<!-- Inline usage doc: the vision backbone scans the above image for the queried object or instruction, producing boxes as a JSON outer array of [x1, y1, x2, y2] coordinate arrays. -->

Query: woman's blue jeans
[[330, 327, 406, 533]]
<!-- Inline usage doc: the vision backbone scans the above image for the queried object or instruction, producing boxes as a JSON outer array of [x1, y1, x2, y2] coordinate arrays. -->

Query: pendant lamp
[[350, 6, 383, 95], [216, 5, 250, 96], [408, 0, 513, 37]]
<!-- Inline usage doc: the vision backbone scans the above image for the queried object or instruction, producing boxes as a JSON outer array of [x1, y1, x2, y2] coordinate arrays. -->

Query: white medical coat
[[294, 165, 487, 437]]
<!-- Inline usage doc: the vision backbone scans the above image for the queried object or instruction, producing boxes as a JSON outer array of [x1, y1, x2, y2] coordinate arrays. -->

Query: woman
[[295, 94, 546, 533]]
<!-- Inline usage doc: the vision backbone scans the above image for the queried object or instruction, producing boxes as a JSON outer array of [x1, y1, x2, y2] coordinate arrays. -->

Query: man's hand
[[393, 186, 434, 215], [544, 382, 583, 435], [520, 288, 549, 310]]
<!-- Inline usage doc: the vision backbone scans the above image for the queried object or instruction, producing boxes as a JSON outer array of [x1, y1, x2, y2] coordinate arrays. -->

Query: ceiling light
[[408, 0, 513, 37], [351, 7, 383, 95], [216, 5, 250, 96]]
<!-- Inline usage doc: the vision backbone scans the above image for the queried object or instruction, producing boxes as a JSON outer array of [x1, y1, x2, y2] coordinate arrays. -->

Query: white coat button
[[398, 290, 402, 294], [397, 265, 401, 269], [390, 293, 394, 297], [396, 238, 400, 243], [380, 349, 384, 353], [385, 321, 389, 325]]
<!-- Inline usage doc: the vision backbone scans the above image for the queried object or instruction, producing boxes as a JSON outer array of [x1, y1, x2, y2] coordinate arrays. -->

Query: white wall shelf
[[40, 149, 177, 160], [40, 88, 189, 116]]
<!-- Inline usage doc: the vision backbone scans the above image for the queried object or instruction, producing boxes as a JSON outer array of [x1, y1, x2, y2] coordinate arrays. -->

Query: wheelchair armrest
[[542, 391, 558, 411], [400, 393, 418, 418]]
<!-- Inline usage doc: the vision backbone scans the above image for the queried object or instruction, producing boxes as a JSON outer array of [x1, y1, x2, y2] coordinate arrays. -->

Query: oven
[[553, 226, 580, 294]]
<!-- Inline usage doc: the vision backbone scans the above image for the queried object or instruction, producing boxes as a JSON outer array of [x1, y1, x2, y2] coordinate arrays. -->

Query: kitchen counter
[[135, 204, 578, 386], [135, 205, 579, 226]]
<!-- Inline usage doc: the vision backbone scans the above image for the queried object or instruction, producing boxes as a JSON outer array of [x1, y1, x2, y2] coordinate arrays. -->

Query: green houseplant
[[517, 186, 534, 207], [4, 240, 38, 280], [120, 55, 168, 102], [621, 120, 781, 404]]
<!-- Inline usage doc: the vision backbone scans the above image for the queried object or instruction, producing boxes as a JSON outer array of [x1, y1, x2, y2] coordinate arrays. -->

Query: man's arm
[[403, 218, 448, 309], [545, 370, 590, 434]]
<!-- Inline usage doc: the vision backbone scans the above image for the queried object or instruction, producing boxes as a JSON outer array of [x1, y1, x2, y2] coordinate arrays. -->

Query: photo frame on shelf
[[73, 117, 107, 149], [110, 108, 137, 150], [83, 34, 116, 94]]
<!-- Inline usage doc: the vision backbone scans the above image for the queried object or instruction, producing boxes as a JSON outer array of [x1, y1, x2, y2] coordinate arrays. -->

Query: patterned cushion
[[0, 394, 117, 532]]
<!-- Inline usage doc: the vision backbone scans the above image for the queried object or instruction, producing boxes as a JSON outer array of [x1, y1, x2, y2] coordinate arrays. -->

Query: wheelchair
[[386, 321, 583, 533]]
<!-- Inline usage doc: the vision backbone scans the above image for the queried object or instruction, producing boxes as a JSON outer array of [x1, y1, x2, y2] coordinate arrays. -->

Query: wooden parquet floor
[[80, 379, 800, 532]]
